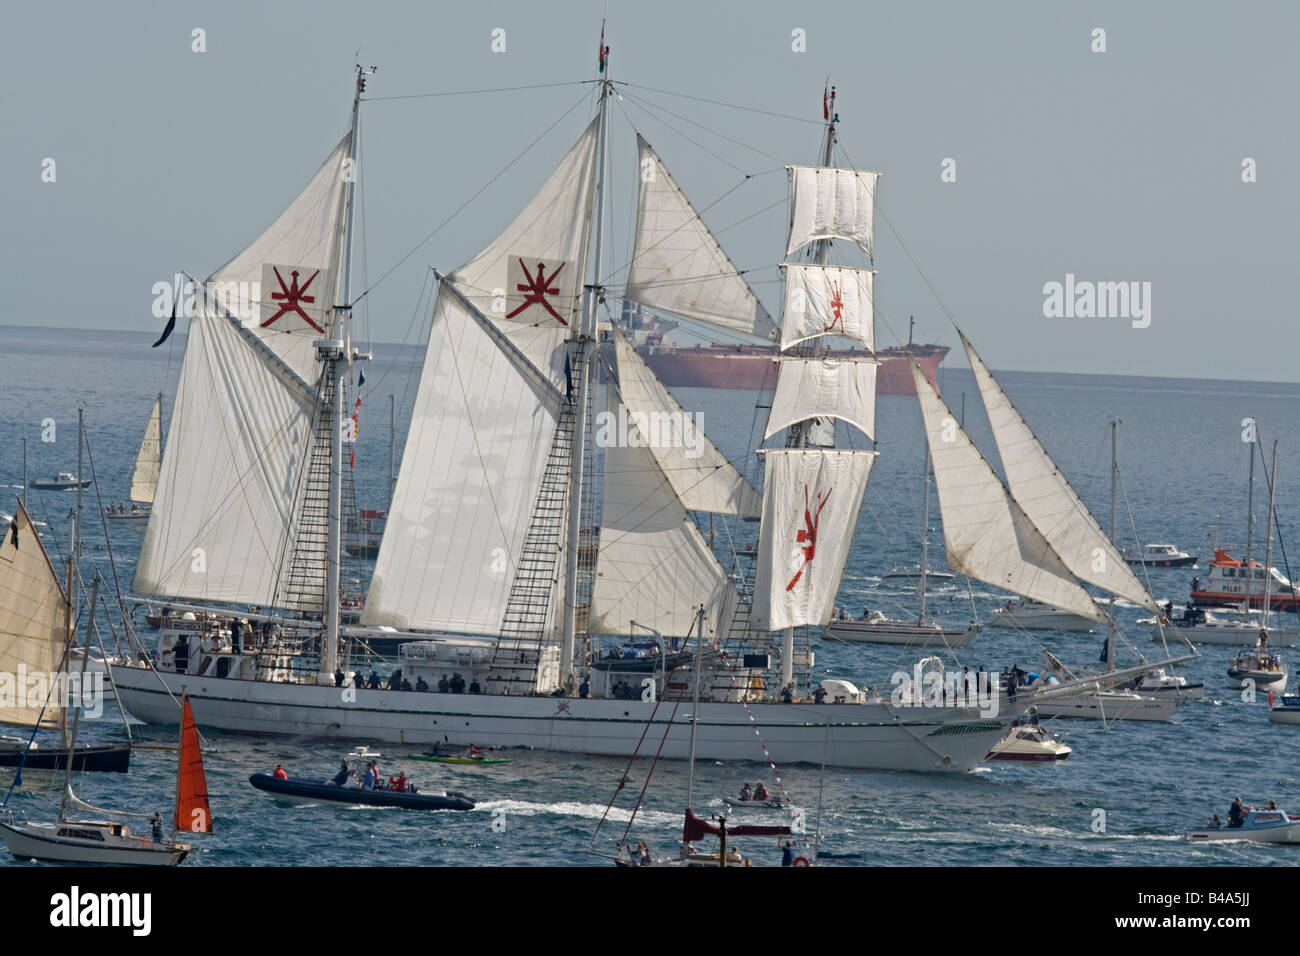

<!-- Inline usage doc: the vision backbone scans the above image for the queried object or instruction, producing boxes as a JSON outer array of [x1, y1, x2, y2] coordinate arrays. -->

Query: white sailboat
[[110, 52, 1014, 772], [105, 395, 161, 526], [909, 337, 1188, 721]]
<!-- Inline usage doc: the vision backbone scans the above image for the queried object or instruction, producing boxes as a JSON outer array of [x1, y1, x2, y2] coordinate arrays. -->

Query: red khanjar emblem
[[262, 267, 323, 331], [824, 278, 845, 333], [786, 484, 832, 591], [507, 259, 567, 324]]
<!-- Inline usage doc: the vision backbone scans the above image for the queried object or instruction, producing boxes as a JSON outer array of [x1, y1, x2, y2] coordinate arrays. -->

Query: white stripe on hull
[[109, 665, 1006, 772], [823, 622, 979, 647]]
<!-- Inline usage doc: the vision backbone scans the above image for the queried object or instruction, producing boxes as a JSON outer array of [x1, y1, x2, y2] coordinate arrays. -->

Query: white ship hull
[[823, 620, 979, 647], [1151, 621, 1298, 647], [987, 606, 1096, 632], [1029, 691, 1179, 722], [0, 820, 188, 865], [108, 663, 1008, 772]]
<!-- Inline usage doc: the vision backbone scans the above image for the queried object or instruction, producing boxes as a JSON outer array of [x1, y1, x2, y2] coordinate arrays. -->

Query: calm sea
[[2, 323, 1298, 867]]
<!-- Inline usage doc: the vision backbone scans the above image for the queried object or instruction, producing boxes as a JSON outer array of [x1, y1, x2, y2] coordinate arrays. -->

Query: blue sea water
[[2, 323, 1298, 867]]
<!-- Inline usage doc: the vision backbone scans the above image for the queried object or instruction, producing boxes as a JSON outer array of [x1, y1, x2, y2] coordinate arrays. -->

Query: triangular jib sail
[[0, 502, 69, 728], [129, 397, 162, 504], [910, 362, 1105, 622], [960, 333, 1159, 613], [624, 136, 777, 341]]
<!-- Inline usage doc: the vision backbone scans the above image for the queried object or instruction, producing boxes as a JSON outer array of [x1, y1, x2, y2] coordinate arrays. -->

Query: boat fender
[[792, 856, 810, 867]]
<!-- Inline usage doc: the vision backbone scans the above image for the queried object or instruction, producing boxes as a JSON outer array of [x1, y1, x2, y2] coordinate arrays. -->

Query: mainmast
[[1242, 426, 1256, 622], [560, 30, 611, 686], [1261, 439, 1278, 630], [319, 65, 372, 683], [1106, 419, 1119, 671]]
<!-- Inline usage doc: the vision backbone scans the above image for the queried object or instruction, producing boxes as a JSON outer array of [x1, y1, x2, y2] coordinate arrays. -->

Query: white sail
[[204, 132, 352, 382], [961, 333, 1159, 612], [786, 165, 878, 259], [911, 363, 1105, 622], [362, 291, 565, 633], [780, 263, 875, 350], [752, 449, 876, 630], [764, 357, 877, 441], [589, 387, 737, 637], [0, 502, 68, 727], [129, 397, 162, 504], [610, 329, 761, 517], [134, 133, 355, 609], [133, 309, 316, 607], [448, 118, 600, 390], [624, 136, 777, 341]]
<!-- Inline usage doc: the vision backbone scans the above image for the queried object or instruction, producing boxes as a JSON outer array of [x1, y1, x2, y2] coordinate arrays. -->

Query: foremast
[[318, 65, 372, 683], [560, 39, 612, 686]]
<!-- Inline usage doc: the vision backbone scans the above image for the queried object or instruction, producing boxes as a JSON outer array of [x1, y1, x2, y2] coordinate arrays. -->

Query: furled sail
[[589, 387, 738, 637], [134, 134, 353, 608], [752, 449, 876, 630], [129, 397, 162, 504], [961, 333, 1159, 612], [624, 136, 777, 341], [780, 264, 875, 350], [763, 357, 877, 441], [610, 329, 761, 517], [449, 117, 600, 391], [786, 165, 878, 259], [364, 121, 603, 634], [911, 363, 1105, 622], [0, 502, 68, 728]]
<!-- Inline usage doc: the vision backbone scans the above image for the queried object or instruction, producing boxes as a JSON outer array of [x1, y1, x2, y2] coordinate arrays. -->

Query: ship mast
[[1242, 426, 1255, 623], [319, 65, 371, 683], [561, 29, 611, 685], [779, 87, 839, 689]]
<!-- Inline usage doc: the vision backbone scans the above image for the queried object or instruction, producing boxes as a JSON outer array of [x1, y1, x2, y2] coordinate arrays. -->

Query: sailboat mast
[[69, 408, 83, 639], [1261, 439, 1278, 629], [58, 575, 97, 823], [685, 606, 704, 816], [1107, 420, 1118, 671], [389, 394, 396, 501], [560, 39, 611, 684], [1243, 430, 1256, 622], [321, 65, 371, 683]]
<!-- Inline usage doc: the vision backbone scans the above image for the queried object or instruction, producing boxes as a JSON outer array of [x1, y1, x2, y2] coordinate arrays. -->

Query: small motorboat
[[28, 472, 91, 491], [249, 772, 475, 811], [1115, 667, 1205, 700], [987, 720, 1071, 761], [1187, 807, 1300, 844], [1123, 543, 1197, 567], [1227, 642, 1286, 692], [1150, 604, 1299, 647], [1268, 692, 1300, 725], [103, 503, 150, 525], [987, 599, 1096, 632]]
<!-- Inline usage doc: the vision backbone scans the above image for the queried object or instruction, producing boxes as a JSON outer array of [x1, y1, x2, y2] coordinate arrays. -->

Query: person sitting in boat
[[395, 771, 408, 792], [273, 764, 288, 780], [468, 744, 484, 758], [753, 782, 769, 802], [1228, 797, 1251, 828], [330, 759, 352, 786], [415, 675, 430, 692], [362, 762, 378, 790], [861, 605, 870, 620], [1266, 800, 1278, 810], [738, 783, 753, 801]]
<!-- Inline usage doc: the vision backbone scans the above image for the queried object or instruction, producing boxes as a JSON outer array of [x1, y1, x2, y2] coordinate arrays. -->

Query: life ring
[[792, 856, 810, 867], [159, 648, 175, 670]]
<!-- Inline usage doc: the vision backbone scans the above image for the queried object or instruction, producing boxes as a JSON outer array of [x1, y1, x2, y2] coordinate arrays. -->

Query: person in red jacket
[[272, 764, 288, 780]]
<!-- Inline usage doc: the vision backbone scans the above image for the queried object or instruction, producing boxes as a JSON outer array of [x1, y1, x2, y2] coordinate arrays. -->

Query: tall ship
[[630, 308, 948, 395], [108, 38, 1142, 773]]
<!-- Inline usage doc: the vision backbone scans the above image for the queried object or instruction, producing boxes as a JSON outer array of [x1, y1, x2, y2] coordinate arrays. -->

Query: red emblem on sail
[[786, 484, 832, 591], [824, 278, 845, 333], [262, 267, 323, 331], [507, 259, 568, 324]]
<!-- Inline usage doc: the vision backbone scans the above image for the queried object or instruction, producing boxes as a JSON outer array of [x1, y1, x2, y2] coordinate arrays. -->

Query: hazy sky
[[3, 0, 1296, 382]]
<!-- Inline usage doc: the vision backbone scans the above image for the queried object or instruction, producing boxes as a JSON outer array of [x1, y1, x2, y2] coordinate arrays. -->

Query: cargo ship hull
[[636, 344, 948, 394]]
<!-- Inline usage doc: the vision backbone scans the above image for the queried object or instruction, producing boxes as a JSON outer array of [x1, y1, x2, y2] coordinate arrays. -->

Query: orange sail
[[173, 695, 212, 834]]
